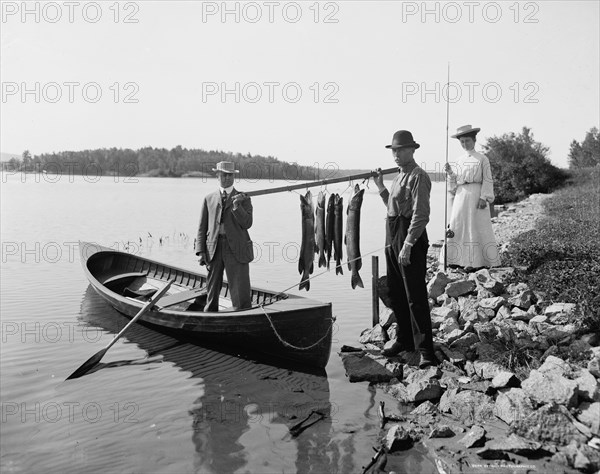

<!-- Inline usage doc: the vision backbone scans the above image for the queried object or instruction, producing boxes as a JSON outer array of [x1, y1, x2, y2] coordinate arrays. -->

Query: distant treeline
[[2, 146, 446, 182]]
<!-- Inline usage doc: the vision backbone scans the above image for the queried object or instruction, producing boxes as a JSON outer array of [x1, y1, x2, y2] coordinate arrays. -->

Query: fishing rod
[[243, 167, 399, 198], [443, 62, 451, 272]]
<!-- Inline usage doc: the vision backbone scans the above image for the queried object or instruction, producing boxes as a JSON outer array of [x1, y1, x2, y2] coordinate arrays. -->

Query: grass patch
[[504, 167, 600, 333]]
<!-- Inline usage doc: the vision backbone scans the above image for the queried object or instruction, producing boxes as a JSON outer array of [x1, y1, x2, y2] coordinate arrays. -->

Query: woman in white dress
[[441, 125, 500, 270]]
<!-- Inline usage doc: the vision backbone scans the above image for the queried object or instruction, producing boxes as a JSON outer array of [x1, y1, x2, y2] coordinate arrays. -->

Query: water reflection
[[79, 286, 335, 474]]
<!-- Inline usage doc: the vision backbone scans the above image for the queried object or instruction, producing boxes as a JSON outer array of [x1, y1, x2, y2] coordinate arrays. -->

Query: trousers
[[205, 235, 251, 312], [384, 216, 434, 355]]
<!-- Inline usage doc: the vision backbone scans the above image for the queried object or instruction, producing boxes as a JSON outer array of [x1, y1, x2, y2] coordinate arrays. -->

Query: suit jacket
[[195, 188, 254, 264]]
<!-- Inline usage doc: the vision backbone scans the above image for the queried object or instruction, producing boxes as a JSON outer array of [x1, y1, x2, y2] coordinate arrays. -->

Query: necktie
[[220, 191, 227, 223]]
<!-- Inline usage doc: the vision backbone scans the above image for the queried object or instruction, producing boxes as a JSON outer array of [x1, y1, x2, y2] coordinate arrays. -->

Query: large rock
[[528, 314, 548, 325], [488, 267, 515, 284], [589, 355, 600, 378], [449, 332, 480, 350], [385, 424, 412, 452], [477, 434, 543, 459], [439, 389, 495, 424], [509, 307, 533, 322], [427, 272, 451, 299], [534, 324, 576, 345], [478, 296, 506, 313], [384, 382, 410, 403], [446, 280, 476, 298], [359, 325, 389, 344], [483, 280, 505, 296], [340, 352, 402, 383], [438, 317, 461, 337], [458, 425, 486, 448], [473, 322, 498, 343], [493, 388, 535, 425], [444, 328, 467, 345], [506, 282, 530, 296], [510, 403, 588, 445], [438, 345, 466, 364], [458, 306, 480, 325], [468, 361, 505, 380], [379, 306, 396, 328], [429, 425, 455, 438], [554, 440, 600, 472], [404, 366, 442, 385], [538, 355, 571, 376], [491, 371, 520, 389], [576, 402, 600, 434], [508, 290, 537, 310], [386, 323, 398, 341], [406, 378, 444, 402], [411, 400, 438, 416], [544, 302, 577, 324], [522, 369, 578, 407], [469, 269, 505, 296], [495, 305, 512, 320], [575, 369, 600, 402], [430, 306, 459, 329]]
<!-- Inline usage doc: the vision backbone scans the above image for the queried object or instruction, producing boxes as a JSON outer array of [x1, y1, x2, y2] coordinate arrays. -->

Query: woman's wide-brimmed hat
[[385, 130, 420, 149], [452, 124, 481, 139], [212, 161, 239, 174]]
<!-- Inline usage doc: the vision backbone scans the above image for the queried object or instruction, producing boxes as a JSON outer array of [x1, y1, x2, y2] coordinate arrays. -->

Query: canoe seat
[[123, 287, 157, 299], [155, 286, 207, 309], [103, 272, 148, 286]]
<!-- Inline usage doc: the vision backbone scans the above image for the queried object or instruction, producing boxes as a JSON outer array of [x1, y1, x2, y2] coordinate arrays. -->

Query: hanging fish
[[333, 194, 344, 275], [325, 193, 335, 270], [315, 191, 327, 268], [345, 184, 365, 289], [298, 191, 315, 291]]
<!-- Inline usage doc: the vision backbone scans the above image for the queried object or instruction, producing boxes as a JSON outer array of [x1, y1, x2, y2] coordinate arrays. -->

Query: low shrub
[[505, 167, 600, 332]]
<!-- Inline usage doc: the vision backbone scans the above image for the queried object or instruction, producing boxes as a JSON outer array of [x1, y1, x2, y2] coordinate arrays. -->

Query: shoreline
[[347, 191, 600, 474]]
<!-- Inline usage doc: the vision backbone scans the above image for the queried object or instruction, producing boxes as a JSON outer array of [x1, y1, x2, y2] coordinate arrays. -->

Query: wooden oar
[[244, 167, 399, 197], [66, 279, 175, 380]]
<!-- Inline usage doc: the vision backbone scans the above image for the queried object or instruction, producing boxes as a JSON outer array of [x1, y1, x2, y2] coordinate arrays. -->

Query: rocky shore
[[342, 194, 600, 474]]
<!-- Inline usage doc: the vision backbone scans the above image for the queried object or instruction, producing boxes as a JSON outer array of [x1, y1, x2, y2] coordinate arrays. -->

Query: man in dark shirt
[[374, 130, 437, 368]]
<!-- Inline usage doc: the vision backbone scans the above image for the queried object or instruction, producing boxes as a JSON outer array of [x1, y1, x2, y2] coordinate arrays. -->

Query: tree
[[482, 127, 568, 204], [568, 127, 600, 169], [21, 150, 32, 171]]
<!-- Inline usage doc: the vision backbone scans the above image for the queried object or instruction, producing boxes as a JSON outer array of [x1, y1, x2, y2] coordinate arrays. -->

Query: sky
[[1, 0, 599, 171]]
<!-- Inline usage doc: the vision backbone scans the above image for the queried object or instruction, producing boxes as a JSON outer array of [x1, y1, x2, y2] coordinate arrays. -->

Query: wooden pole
[[243, 167, 398, 198], [372, 255, 379, 327]]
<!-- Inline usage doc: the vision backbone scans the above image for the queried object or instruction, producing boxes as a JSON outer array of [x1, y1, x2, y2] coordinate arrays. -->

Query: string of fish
[[298, 177, 372, 291]]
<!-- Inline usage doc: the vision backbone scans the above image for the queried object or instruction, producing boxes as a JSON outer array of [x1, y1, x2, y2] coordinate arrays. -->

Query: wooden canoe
[[79, 241, 333, 368]]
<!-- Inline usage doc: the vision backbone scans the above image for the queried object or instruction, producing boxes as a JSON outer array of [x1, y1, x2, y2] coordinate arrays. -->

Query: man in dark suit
[[195, 161, 254, 311]]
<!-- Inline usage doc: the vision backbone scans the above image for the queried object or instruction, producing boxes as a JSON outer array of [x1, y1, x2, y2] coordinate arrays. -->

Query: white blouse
[[448, 150, 495, 203]]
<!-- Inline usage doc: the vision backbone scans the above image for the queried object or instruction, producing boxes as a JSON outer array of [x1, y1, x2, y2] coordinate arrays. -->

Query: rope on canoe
[[273, 244, 392, 297], [259, 244, 393, 350], [259, 305, 334, 351]]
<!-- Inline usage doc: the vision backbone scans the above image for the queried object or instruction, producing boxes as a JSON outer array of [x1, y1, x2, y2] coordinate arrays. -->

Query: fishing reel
[[445, 225, 455, 238]]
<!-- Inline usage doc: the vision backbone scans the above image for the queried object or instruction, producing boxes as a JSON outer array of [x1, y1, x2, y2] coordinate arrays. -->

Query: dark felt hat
[[385, 130, 420, 149]]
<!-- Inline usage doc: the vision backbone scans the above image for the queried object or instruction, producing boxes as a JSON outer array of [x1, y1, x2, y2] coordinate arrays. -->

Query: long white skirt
[[440, 183, 501, 268]]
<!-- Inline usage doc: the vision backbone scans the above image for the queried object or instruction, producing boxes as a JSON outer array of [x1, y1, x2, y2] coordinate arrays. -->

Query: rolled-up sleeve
[[406, 171, 431, 245]]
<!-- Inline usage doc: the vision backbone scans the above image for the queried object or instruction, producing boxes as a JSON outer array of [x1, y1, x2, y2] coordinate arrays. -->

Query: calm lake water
[[1, 172, 447, 474]]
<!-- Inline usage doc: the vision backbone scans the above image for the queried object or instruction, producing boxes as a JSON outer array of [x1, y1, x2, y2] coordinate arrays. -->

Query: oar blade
[[65, 279, 174, 381], [65, 347, 109, 380]]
